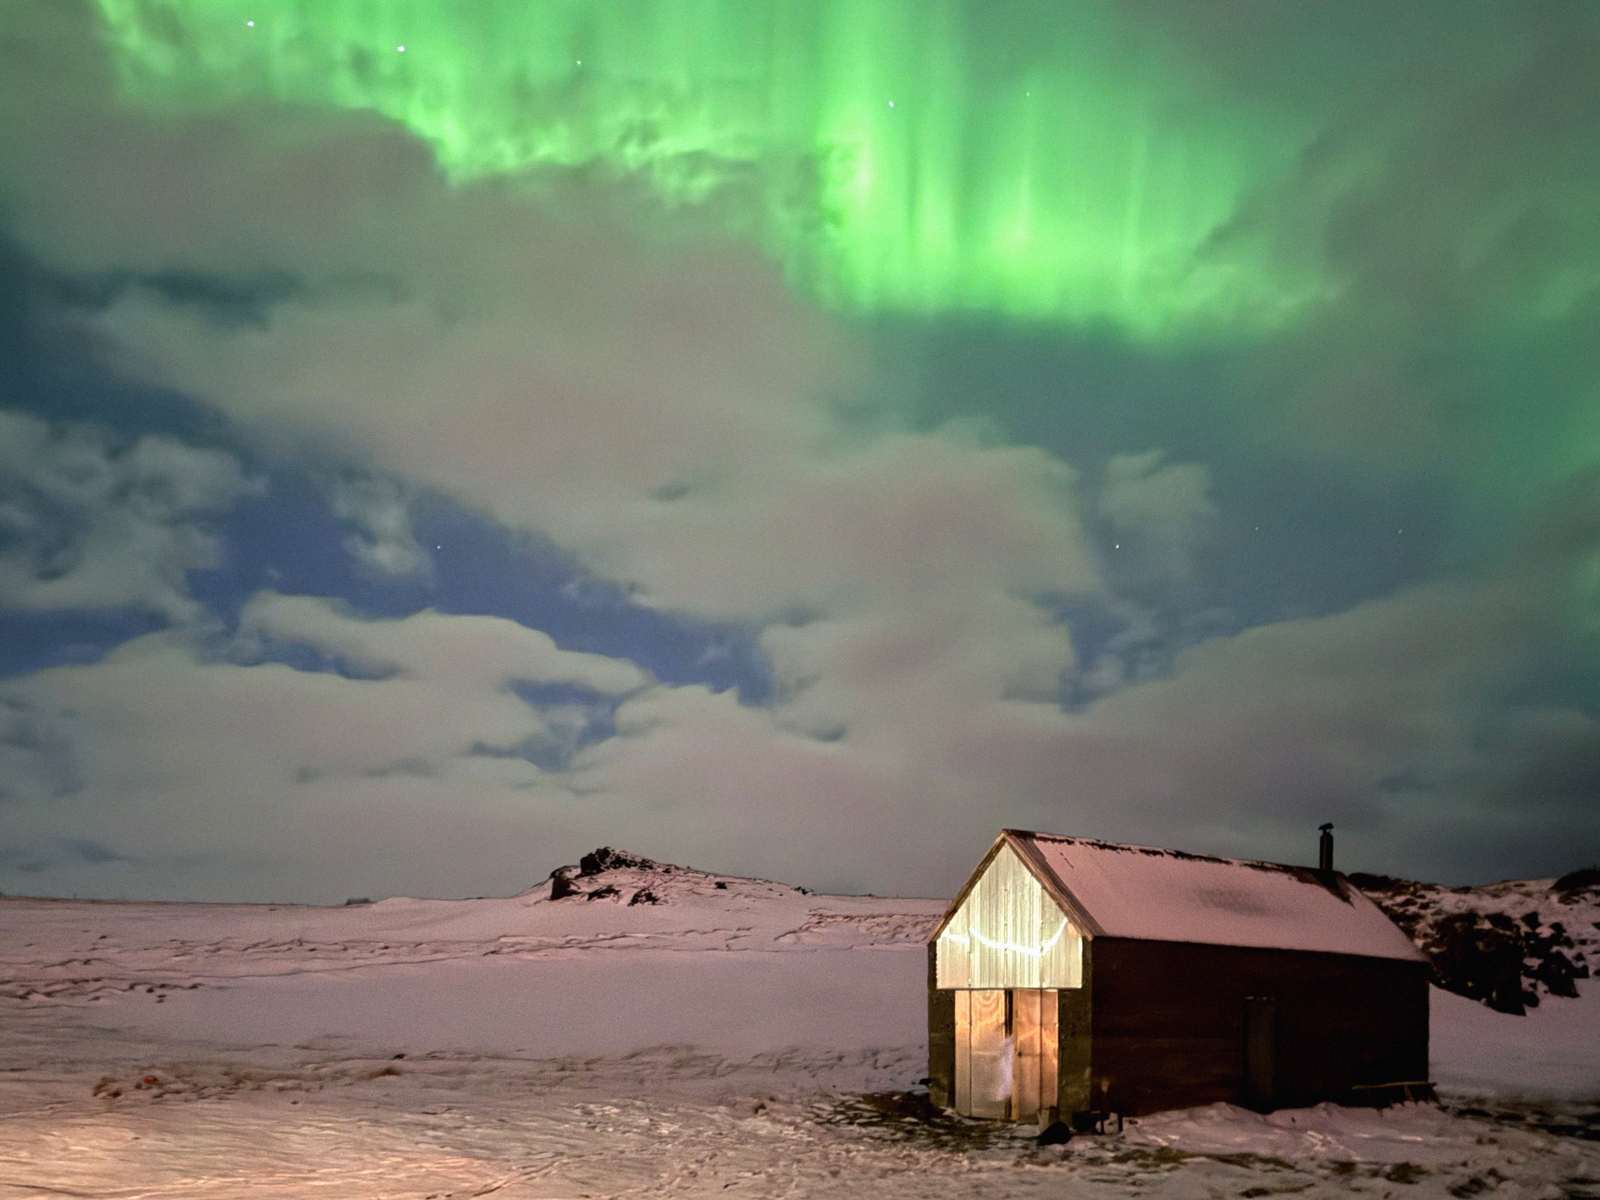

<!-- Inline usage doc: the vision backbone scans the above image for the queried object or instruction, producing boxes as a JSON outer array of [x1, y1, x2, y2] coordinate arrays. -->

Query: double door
[[953, 988, 1059, 1122]]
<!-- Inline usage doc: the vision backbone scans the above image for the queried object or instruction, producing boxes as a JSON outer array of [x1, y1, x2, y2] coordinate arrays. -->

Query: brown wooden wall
[[1086, 939, 1429, 1116], [1057, 951, 1093, 1116], [926, 942, 955, 1108]]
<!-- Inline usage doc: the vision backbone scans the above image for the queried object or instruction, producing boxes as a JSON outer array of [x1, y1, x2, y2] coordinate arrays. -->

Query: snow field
[[1, 866, 1597, 1199]]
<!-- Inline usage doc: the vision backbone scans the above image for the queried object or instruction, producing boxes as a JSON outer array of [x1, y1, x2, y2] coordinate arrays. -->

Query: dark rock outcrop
[[580, 847, 659, 876], [1354, 873, 1593, 1014], [1428, 912, 1533, 1014], [1554, 867, 1600, 897], [546, 848, 684, 903]]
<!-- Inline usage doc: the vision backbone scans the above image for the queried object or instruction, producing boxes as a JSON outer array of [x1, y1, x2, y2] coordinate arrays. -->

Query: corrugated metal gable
[[934, 841, 1085, 988]]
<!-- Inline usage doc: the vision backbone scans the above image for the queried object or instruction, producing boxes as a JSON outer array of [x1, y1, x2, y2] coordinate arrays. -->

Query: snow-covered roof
[[954, 830, 1425, 962]]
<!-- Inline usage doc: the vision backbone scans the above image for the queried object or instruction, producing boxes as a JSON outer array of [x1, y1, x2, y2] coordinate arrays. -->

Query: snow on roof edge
[[1011, 828, 1337, 883], [931, 829, 1426, 962]]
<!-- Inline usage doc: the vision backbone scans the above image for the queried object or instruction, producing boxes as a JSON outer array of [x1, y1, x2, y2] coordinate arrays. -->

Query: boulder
[[579, 847, 657, 876]]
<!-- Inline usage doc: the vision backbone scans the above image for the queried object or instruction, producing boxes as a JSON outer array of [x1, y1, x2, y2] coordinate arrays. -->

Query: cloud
[[93, 287, 1103, 618], [569, 683, 931, 890], [1096, 450, 1216, 588], [4, 564, 1586, 900], [609, 432, 1097, 619], [236, 591, 649, 696], [331, 476, 431, 579], [1040, 575, 1589, 879], [0, 589, 1039, 899], [0, 598, 659, 900], [0, 695, 79, 806], [0, 409, 261, 620], [581, 556, 1589, 888]]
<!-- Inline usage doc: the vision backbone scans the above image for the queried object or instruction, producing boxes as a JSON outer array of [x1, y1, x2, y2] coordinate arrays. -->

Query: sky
[[0, 0, 1597, 903]]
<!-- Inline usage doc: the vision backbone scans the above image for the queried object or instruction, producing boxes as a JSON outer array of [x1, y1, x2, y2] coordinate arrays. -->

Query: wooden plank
[[1013, 988, 1042, 1122], [967, 989, 1009, 1119], [1040, 989, 1059, 1123], [927, 944, 956, 1109], [1059, 960, 1093, 1116], [954, 988, 971, 1115], [1244, 995, 1276, 1111]]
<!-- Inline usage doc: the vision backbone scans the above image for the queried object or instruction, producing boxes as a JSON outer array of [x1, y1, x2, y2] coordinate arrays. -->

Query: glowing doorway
[[953, 988, 1059, 1122]]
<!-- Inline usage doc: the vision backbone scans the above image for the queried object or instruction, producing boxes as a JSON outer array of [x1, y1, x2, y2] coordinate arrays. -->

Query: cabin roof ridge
[[1011, 827, 1314, 876]]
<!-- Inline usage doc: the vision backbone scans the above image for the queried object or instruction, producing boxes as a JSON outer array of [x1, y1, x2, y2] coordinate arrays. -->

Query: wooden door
[[1244, 995, 1276, 1111], [956, 988, 1010, 1118], [954, 988, 1059, 1122], [1011, 988, 1059, 1122]]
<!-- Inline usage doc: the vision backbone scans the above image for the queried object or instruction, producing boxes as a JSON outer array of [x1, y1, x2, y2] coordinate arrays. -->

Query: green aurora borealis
[[91, 0, 1318, 337]]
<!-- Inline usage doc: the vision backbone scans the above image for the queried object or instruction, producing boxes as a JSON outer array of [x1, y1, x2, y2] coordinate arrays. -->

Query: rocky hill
[[1352, 868, 1599, 1014], [537, 846, 815, 907]]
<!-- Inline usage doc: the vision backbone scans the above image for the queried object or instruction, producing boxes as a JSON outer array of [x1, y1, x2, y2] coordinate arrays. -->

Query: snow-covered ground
[[2, 858, 1598, 1199]]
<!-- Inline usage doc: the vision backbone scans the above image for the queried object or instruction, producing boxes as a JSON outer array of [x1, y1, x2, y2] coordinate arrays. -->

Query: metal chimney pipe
[[1318, 823, 1334, 872]]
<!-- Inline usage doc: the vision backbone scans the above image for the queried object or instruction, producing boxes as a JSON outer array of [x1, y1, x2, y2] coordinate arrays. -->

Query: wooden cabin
[[927, 829, 1429, 1123]]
